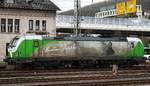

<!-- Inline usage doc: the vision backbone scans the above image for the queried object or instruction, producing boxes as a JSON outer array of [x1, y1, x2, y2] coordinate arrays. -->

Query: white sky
[[51, 0, 106, 11]]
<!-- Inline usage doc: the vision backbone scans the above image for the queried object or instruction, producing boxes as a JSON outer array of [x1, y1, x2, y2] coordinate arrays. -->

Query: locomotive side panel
[[75, 41, 130, 59], [41, 41, 77, 59], [32, 40, 130, 60]]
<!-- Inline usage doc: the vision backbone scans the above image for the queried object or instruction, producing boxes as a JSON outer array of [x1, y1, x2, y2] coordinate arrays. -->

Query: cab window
[[9, 37, 19, 47]]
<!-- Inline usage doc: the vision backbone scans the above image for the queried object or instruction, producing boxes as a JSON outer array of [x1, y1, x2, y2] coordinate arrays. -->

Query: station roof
[[0, 0, 60, 11], [59, 0, 150, 17]]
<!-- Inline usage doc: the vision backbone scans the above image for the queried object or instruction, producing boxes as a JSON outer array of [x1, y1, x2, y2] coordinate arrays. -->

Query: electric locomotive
[[4, 35, 144, 68]]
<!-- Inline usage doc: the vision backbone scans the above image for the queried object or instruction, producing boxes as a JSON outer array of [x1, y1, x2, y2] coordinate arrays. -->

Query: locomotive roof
[[43, 36, 127, 41]]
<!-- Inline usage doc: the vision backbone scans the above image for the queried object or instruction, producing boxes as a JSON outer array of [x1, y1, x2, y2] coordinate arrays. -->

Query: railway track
[[0, 65, 149, 86], [0, 69, 150, 77], [1, 77, 150, 86], [0, 65, 149, 75]]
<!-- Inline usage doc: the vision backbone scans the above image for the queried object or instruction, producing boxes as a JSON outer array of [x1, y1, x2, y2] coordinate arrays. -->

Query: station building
[[0, 0, 59, 61]]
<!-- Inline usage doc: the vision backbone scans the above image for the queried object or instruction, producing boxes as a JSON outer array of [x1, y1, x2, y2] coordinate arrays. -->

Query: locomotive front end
[[127, 37, 144, 58], [5, 36, 21, 64]]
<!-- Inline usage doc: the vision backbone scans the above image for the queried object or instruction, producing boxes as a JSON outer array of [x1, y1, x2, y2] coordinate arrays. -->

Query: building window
[[15, 19, 20, 33], [36, 20, 40, 31], [29, 20, 33, 31], [42, 20, 46, 31], [1, 18, 6, 32], [8, 19, 13, 32]]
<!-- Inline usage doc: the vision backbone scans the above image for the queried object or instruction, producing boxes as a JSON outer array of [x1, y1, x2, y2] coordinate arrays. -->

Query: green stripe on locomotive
[[10, 40, 64, 59]]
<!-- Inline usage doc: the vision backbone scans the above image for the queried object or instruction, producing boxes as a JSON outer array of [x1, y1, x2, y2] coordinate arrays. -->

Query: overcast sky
[[51, 0, 106, 11]]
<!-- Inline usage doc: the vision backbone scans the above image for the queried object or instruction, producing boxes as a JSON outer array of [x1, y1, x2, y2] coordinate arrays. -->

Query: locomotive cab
[[6, 36, 20, 58], [127, 37, 144, 58], [6, 35, 42, 60], [4, 36, 21, 64]]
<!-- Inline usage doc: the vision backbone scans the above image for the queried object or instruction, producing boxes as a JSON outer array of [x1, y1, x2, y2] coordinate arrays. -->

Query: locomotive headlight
[[8, 45, 12, 51], [8, 47, 16, 58], [7, 47, 13, 57], [8, 46, 12, 52], [8, 47, 15, 53]]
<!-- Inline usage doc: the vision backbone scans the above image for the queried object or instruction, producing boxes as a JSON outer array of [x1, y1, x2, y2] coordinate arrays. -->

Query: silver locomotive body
[[33, 37, 130, 60]]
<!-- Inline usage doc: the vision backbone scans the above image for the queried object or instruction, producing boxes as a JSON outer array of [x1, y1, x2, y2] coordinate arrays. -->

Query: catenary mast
[[74, 0, 81, 36]]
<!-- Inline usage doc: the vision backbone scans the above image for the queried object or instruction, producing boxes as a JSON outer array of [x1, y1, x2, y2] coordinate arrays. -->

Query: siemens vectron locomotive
[[5, 35, 144, 68]]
